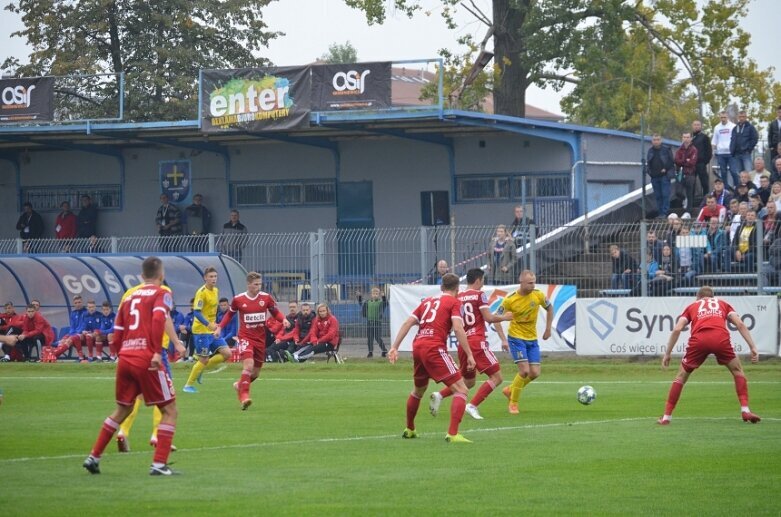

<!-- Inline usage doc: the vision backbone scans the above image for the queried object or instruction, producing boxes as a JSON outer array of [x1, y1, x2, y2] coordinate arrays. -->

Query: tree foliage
[[320, 41, 359, 64], [2, 0, 280, 121]]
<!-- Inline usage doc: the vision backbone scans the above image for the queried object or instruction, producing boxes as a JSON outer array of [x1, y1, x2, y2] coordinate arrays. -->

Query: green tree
[[320, 41, 359, 64], [2, 0, 280, 121]]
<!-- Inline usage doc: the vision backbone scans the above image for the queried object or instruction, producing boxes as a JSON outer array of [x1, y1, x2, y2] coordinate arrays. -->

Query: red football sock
[[448, 393, 467, 435], [239, 370, 252, 400], [406, 393, 422, 430], [470, 379, 497, 407], [90, 417, 119, 459], [86, 335, 95, 357], [733, 374, 749, 407], [96, 341, 104, 358], [664, 379, 685, 416], [53, 343, 67, 358], [153, 423, 175, 465], [439, 386, 453, 399]]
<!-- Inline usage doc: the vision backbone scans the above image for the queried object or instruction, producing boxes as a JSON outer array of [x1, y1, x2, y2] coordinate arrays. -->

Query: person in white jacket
[[712, 111, 738, 190]]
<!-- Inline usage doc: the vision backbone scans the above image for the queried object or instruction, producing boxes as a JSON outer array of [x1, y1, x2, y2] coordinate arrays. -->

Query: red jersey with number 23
[[114, 285, 172, 368], [679, 297, 735, 341], [412, 293, 462, 350], [458, 289, 489, 340], [229, 291, 281, 345]]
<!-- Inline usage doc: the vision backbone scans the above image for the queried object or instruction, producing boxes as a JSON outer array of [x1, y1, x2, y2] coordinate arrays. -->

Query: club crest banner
[[159, 160, 192, 205]]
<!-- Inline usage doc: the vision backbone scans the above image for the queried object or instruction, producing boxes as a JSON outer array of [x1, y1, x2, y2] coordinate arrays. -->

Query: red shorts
[[681, 335, 736, 372], [458, 338, 500, 379], [412, 346, 462, 387], [115, 359, 176, 407], [237, 338, 266, 368], [65, 334, 85, 346]]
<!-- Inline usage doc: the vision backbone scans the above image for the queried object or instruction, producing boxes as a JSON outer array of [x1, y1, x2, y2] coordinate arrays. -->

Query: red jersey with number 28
[[458, 289, 489, 339], [229, 291, 281, 345], [412, 293, 462, 350], [114, 284, 172, 368], [679, 297, 736, 341]]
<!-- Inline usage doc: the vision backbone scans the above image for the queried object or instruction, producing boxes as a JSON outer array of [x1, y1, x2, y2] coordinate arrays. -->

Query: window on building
[[21, 185, 121, 211], [457, 173, 569, 202], [233, 180, 336, 207]]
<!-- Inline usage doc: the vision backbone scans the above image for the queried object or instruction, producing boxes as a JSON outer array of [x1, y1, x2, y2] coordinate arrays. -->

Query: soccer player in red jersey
[[431, 268, 513, 420], [216, 272, 290, 410], [83, 257, 180, 476], [388, 273, 476, 443], [658, 285, 761, 425]]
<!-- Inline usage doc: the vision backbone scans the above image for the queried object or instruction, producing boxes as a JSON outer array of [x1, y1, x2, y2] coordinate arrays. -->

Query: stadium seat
[[326, 338, 343, 365]]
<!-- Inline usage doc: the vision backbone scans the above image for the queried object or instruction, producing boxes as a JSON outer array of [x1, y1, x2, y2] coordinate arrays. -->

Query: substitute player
[[388, 273, 476, 443], [215, 272, 290, 410], [183, 266, 231, 393], [658, 285, 761, 425], [82, 257, 180, 476], [500, 270, 552, 415], [430, 268, 512, 420]]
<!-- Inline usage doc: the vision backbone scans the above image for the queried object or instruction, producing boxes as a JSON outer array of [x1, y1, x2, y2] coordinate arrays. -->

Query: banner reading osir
[[0, 76, 54, 123], [389, 284, 576, 352], [200, 66, 311, 132], [311, 62, 391, 110], [576, 296, 778, 356]]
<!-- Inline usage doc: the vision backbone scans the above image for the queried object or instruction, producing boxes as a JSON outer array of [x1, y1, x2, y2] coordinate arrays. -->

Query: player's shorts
[[681, 335, 736, 372], [193, 333, 228, 356], [458, 338, 500, 379], [412, 345, 462, 387], [508, 336, 540, 364], [237, 338, 266, 368], [115, 359, 175, 407]]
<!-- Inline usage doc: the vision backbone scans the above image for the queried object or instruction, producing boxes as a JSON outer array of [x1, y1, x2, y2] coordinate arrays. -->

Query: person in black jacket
[[76, 195, 98, 239], [768, 105, 781, 163], [691, 120, 713, 203], [609, 245, 639, 290], [730, 110, 759, 175], [646, 134, 675, 217], [15, 202, 44, 252]]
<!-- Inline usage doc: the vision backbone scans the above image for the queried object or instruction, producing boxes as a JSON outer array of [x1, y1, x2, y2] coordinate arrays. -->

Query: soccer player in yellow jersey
[[115, 281, 186, 452], [183, 266, 231, 393], [499, 270, 552, 414]]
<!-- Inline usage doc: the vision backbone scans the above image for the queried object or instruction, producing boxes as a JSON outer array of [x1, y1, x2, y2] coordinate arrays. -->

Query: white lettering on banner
[[576, 296, 778, 356], [243, 312, 265, 324], [209, 86, 290, 117], [1, 85, 36, 107], [62, 275, 82, 294], [332, 70, 370, 94], [81, 275, 101, 294], [103, 271, 121, 293], [61, 274, 107, 295]]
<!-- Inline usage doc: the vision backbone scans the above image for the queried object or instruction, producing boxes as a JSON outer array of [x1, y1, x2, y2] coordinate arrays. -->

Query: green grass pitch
[[1, 357, 779, 516]]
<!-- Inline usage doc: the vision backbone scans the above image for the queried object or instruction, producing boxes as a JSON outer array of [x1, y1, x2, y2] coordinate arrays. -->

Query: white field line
[[4, 415, 777, 465]]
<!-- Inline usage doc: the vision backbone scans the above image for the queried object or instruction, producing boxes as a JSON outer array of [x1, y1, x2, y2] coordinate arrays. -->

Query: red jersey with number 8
[[411, 293, 463, 350], [679, 297, 735, 340], [229, 291, 281, 345], [458, 289, 489, 339]]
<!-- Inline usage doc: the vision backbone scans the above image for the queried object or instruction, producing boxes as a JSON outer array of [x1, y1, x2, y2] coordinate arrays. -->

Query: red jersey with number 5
[[114, 284, 172, 368], [458, 289, 489, 339], [229, 291, 281, 345], [679, 297, 736, 341], [411, 293, 463, 350]]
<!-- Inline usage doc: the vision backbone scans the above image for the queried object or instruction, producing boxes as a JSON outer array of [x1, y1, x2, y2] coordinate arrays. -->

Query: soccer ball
[[577, 385, 596, 405]]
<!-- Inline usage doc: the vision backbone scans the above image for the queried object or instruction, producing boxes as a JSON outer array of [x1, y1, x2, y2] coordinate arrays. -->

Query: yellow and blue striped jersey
[[192, 284, 218, 335], [120, 283, 173, 349], [500, 289, 550, 340]]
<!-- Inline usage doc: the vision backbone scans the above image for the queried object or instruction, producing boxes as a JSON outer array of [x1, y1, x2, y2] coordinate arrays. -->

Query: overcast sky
[[1, 0, 778, 115]]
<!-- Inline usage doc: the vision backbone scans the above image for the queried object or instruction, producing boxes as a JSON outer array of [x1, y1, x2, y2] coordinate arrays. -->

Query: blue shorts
[[508, 337, 540, 364], [193, 334, 228, 356]]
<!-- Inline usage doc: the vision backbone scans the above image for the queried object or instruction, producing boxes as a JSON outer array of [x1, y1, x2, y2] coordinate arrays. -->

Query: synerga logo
[[586, 300, 617, 339]]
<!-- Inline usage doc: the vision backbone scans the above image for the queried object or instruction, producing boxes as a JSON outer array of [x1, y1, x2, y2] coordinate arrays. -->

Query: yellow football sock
[[151, 405, 162, 439], [509, 374, 525, 404], [186, 360, 206, 386], [120, 398, 142, 437], [206, 353, 225, 368]]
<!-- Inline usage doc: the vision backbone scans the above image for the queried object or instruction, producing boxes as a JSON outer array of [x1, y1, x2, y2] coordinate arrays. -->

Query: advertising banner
[[312, 62, 392, 110], [0, 76, 54, 122], [200, 66, 311, 132], [576, 296, 778, 356], [159, 160, 192, 205], [390, 284, 576, 352]]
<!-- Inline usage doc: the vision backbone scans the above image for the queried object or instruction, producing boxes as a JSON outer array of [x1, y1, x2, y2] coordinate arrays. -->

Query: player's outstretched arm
[[451, 318, 475, 370], [663, 317, 688, 368], [481, 307, 509, 350], [728, 312, 759, 363], [388, 316, 417, 364]]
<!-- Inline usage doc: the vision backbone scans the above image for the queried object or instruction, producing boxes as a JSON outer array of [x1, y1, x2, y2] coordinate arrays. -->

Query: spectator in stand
[[509, 205, 534, 272], [703, 216, 726, 272], [675, 226, 699, 285], [730, 110, 759, 180], [701, 178, 733, 209], [647, 229, 664, 264], [646, 134, 675, 218], [691, 120, 712, 199], [767, 234, 781, 286], [773, 157, 781, 182], [675, 132, 699, 210], [82, 299, 103, 362], [728, 201, 748, 249], [697, 195, 727, 224], [737, 171, 757, 193], [749, 192, 764, 218], [359, 287, 388, 358], [96, 301, 116, 361], [756, 175, 772, 206], [770, 181, 781, 211], [651, 244, 677, 296], [712, 111, 738, 189], [216, 297, 237, 347], [761, 202, 779, 248], [486, 224, 515, 285], [155, 193, 183, 253], [427, 259, 450, 285], [734, 183, 750, 204], [731, 209, 758, 272], [281, 302, 316, 362], [77, 195, 98, 239], [750, 157, 771, 185], [52, 295, 89, 362], [266, 301, 299, 363], [609, 244, 638, 290], [55, 201, 78, 252], [15, 202, 44, 252], [16, 303, 55, 362], [185, 193, 212, 252], [221, 209, 248, 263], [664, 214, 683, 250], [292, 303, 340, 362], [768, 105, 781, 162]]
